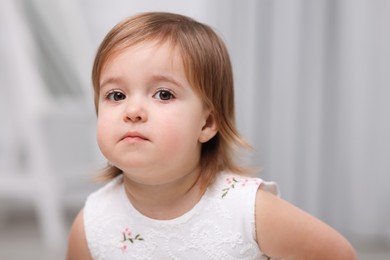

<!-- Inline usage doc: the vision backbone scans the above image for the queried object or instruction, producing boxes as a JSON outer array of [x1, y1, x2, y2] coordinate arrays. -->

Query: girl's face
[[96, 41, 217, 185]]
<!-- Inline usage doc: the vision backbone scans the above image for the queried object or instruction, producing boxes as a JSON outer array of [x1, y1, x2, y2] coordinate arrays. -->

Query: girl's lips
[[123, 136, 146, 142], [121, 132, 149, 142]]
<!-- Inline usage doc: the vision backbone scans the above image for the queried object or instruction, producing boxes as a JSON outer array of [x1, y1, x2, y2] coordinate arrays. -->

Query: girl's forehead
[[102, 40, 184, 73], [99, 40, 189, 88]]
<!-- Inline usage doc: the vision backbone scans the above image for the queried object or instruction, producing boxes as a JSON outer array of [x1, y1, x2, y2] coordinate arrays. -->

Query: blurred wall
[[1, 0, 389, 252]]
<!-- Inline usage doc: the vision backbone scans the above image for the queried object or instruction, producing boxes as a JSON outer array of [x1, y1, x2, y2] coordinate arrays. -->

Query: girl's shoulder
[[254, 183, 357, 259], [67, 209, 93, 260], [87, 175, 124, 199], [84, 175, 124, 212]]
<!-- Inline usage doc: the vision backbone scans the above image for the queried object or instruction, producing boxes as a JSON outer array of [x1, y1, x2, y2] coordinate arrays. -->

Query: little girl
[[67, 12, 356, 259]]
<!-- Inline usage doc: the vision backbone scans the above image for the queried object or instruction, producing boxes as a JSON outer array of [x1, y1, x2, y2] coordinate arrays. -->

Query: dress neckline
[[118, 175, 215, 225]]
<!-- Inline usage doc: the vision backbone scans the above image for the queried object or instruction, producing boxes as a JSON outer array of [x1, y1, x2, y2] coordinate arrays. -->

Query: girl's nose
[[123, 98, 147, 122]]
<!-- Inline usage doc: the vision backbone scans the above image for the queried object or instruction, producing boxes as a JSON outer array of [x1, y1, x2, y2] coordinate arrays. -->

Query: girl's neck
[[122, 168, 204, 220]]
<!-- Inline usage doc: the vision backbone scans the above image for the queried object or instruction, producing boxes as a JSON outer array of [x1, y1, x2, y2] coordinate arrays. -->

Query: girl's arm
[[66, 208, 93, 260], [255, 189, 357, 260]]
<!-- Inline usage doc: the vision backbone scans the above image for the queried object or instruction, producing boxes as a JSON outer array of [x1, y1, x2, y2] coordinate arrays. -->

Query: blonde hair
[[92, 12, 251, 187]]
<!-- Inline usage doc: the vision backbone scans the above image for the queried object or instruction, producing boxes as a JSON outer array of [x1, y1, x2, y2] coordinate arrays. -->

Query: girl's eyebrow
[[150, 74, 184, 88], [99, 74, 184, 89], [100, 76, 124, 89]]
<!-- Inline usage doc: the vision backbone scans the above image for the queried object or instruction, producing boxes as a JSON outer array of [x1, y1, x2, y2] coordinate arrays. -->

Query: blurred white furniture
[[0, 0, 100, 250]]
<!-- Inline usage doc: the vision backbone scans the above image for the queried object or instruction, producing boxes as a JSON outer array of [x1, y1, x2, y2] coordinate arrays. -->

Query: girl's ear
[[199, 112, 218, 143]]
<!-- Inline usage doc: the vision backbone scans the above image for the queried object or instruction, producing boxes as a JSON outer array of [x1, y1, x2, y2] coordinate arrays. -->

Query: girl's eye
[[154, 89, 175, 101], [106, 91, 126, 101]]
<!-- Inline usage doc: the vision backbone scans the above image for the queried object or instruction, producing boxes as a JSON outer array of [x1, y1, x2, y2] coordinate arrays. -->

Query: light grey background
[[0, 0, 389, 259]]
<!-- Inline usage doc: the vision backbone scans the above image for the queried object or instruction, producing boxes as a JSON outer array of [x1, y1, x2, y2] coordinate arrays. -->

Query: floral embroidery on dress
[[221, 177, 260, 198], [120, 227, 144, 252]]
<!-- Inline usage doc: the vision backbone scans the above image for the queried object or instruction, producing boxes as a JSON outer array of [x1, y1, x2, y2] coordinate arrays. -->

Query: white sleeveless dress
[[84, 172, 279, 259]]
